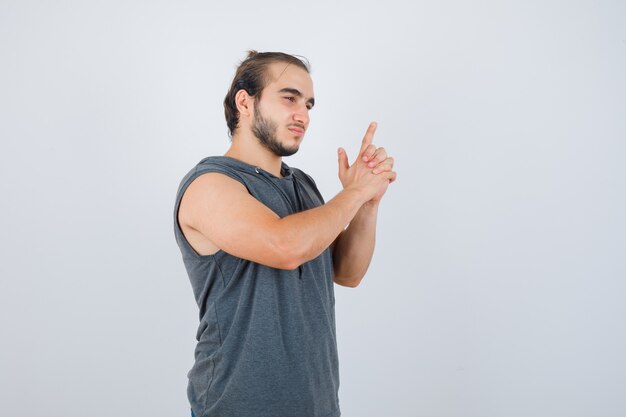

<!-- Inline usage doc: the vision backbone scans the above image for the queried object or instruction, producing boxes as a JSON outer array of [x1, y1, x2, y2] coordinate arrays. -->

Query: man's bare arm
[[332, 122, 396, 287], [332, 202, 379, 287], [178, 162, 393, 270]]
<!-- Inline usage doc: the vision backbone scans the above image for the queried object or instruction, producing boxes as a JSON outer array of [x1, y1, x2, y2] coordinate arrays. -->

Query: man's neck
[[225, 132, 284, 178]]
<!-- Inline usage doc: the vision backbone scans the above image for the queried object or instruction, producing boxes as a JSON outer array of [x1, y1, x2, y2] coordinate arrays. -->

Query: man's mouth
[[288, 126, 305, 136]]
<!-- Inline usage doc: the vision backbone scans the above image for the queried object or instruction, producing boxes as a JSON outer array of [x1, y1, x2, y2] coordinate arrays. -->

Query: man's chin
[[277, 145, 299, 157], [256, 133, 300, 157]]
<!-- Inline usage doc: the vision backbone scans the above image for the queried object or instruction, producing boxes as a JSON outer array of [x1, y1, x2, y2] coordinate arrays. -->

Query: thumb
[[337, 147, 349, 177]]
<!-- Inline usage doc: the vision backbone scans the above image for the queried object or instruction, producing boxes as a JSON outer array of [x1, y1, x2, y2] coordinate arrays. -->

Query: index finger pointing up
[[359, 122, 378, 155]]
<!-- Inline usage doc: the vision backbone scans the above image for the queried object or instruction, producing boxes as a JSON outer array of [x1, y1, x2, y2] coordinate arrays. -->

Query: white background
[[1, 1, 625, 416]]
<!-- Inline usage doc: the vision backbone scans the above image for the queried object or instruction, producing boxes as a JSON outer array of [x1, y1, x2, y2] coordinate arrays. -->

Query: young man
[[174, 51, 396, 417]]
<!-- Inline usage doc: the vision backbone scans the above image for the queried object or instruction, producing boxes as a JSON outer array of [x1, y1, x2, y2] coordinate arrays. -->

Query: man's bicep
[[179, 173, 287, 267]]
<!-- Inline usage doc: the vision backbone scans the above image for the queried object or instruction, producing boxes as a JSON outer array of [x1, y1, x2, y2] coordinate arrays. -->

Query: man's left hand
[[361, 139, 395, 203]]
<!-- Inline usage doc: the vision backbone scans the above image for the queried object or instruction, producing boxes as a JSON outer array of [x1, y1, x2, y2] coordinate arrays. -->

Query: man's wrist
[[341, 185, 371, 206], [359, 200, 380, 216]]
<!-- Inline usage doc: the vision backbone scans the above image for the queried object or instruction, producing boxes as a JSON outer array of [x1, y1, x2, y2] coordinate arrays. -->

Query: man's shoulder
[[194, 155, 252, 173], [180, 156, 252, 185], [176, 156, 250, 204]]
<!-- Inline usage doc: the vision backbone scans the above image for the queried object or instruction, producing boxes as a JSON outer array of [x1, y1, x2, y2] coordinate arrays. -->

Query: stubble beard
[[251, 104, 299, 157]]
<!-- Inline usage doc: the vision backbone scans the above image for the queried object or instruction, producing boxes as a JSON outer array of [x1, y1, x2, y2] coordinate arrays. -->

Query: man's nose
[[293, 103, 309, 126]]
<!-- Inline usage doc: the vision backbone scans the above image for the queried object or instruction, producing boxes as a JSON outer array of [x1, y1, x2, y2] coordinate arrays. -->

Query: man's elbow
[[275, 256, 303, 271], [333, 273, 364, 288], [269, 235, 308, 271], [265, 249, 302, 271]]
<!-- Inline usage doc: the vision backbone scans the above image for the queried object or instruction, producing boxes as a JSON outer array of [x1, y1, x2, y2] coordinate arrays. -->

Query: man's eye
[[284, 96, 296, 102]]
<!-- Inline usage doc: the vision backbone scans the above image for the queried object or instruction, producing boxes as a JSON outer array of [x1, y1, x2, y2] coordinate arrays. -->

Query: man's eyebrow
[[278, 87, 315, 107]]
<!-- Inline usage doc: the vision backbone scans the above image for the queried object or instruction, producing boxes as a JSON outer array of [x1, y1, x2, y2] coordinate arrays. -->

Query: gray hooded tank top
[[173, 156, 340, 417]]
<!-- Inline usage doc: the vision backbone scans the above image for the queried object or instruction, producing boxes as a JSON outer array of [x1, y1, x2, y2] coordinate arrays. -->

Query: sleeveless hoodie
[[173, 156, 340, 417]]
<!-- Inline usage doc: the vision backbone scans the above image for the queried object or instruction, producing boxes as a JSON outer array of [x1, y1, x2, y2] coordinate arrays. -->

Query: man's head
[[224, 51, 315, 156]]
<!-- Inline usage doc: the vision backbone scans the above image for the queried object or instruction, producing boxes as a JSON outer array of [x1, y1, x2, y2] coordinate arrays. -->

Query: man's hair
[[224, 50, 310, 137]]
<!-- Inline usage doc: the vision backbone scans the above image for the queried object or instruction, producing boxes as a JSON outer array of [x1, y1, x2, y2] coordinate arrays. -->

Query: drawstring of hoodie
[[255, 166, 305, 279]]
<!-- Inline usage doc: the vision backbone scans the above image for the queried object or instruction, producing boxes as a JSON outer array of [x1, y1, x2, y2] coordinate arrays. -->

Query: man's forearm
[[272, 187, 370, 270], [331, 201, 379, 287]]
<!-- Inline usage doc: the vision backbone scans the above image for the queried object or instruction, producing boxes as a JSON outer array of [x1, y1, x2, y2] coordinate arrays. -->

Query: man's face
[[251, 62, 315, 157]]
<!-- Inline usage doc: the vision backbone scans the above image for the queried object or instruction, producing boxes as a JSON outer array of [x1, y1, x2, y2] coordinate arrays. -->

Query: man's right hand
[[337, 122, 397, 204]]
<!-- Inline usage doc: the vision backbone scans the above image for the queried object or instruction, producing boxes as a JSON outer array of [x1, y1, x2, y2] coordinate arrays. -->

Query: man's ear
[[235, 89, 253, 118]]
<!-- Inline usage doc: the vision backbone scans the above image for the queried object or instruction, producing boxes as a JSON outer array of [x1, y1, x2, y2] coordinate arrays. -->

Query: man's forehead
[[267, 63, 314, 94]]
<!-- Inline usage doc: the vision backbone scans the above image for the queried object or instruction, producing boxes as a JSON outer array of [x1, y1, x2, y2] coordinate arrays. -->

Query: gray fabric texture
[[174, 156, 340, 417]]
